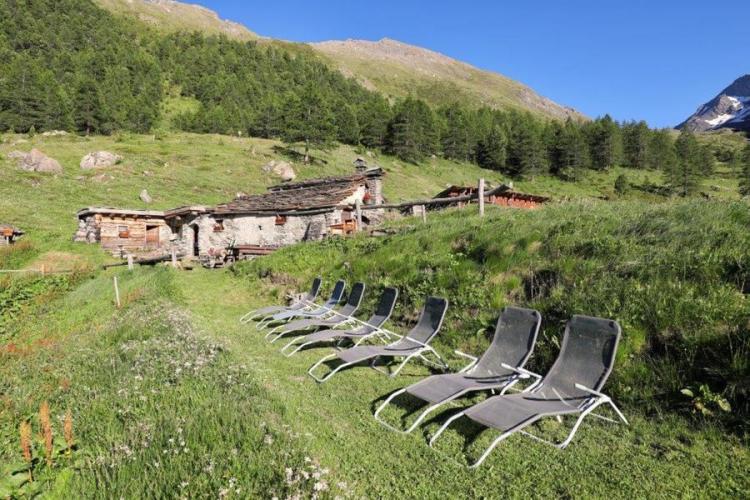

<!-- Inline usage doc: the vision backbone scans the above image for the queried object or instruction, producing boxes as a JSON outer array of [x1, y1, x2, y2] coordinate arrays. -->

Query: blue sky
[[197, 0, 749, 128]]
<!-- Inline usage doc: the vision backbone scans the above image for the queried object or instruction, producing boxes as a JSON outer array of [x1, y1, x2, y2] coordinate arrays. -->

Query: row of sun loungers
[[242, 277, 627, 468]]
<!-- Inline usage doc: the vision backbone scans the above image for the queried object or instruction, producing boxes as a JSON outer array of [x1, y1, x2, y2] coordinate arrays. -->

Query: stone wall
[[192, 212, 333, 255], [73, 215, 100, 244]]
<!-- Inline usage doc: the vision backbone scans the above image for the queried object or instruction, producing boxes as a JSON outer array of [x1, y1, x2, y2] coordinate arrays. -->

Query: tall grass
[[233, 199, 750, 428]]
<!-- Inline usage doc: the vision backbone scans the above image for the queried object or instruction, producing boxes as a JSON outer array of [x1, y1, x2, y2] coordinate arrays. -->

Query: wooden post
[[113, 276, 121, 309], [420, 205, 427, 223], [478, 178, 485, 217], [171, 246, 178, 268], [127, 254, 134, 271], [355, 199, 363, 232]]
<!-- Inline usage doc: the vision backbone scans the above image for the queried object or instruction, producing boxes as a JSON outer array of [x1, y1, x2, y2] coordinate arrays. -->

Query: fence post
[[171, 246, 178, 268], [421, 205, 427, 223], [127, 254, 134, 271], [478, 178, 485, 217], [113, 276, 121, 309]]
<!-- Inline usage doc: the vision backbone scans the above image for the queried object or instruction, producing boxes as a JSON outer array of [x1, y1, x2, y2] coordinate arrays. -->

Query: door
[[145, 225, 160, 248]]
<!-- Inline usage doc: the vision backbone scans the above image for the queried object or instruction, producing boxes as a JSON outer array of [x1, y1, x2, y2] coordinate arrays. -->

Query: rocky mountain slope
[[94, 0, 258, 40], [96, 0, 581, 120], [311, 38, 583, 120], [678, 75, 750, 132]]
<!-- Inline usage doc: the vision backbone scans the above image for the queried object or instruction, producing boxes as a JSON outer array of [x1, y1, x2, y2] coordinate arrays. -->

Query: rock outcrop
[[80, 151, 123, 170], [8, 149, 63, 174], [262, 160, 296, 181], [140, 189, 153, 204]]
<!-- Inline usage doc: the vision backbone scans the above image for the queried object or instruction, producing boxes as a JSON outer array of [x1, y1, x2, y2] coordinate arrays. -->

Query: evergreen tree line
[[0, 0, 738, 196]]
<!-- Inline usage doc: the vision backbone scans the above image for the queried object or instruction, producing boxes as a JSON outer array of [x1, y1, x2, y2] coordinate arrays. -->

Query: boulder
[[41, 130, 68, 137], [11, 149, 63, 174], [261, 160, 296, 181], [139, 189, 153, 204], [80, 151, 122, 170]]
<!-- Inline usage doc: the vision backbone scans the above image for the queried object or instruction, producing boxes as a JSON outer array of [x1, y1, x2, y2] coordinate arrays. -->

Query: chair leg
[[469, 431, 514, 468], [429, 410, 466, 447], [308, 354, 351, 383]]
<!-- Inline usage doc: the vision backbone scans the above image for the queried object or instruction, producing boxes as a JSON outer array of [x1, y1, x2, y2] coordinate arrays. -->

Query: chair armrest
[[500, 363, 542, 382], [574, 383, 610, 400], [454, 350, 478, 373]]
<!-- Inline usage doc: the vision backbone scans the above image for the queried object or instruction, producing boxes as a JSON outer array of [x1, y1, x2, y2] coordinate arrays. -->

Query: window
[[213, 219, 225, 232], [275, 215, 287, 226], [118, 225, 130, 238]]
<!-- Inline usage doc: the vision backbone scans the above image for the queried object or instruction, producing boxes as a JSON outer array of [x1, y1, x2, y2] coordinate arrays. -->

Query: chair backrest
[[469, 307, 541, 378], [367, 287, 399, 328], [537, 315, 621, 400], [323, 280, 346, 308], [403, 296, 449, 346], [304, 277, 322, 302], [337, 282, 366, 317]]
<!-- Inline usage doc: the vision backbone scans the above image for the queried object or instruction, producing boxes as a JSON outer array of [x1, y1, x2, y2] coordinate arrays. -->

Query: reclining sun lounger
[[308, 296, 448, 383], [429, 315, 628, 468], [259, 279, 346, 329], [374, 306, 541, 433], [266, 282, 366, 343], [240, 277, 322, 324], [280, 287, 399, 357]]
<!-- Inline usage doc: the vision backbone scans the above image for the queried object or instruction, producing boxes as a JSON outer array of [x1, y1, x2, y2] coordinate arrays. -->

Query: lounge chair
[[308, 296, 448, 383], [280, 287, 399, 357], [374, 306, 541, 434], [429, 315, 628, 468], [239, 276, 322, 324], [266, 282, 366, 343], [259, 279, 346, 329]]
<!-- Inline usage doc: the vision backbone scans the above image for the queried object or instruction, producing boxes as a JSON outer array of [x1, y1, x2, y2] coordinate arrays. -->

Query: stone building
[[74, 168, 384, 259], [1, 224, 24, 246]]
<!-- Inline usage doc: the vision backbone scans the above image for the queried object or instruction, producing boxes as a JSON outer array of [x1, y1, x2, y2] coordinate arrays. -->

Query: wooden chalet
[[429, 185, 549, 210]]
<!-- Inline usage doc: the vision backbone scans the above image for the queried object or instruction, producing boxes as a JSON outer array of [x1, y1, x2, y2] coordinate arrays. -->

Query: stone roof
[[216, 168, 383, 215]]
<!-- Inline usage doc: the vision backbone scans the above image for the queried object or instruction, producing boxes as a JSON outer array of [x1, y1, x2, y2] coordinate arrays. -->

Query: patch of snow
[[706, 113, 736, 126]]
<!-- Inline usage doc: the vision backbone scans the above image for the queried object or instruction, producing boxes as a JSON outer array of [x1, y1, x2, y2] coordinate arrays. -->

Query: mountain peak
[[678, 74, 750, 132]]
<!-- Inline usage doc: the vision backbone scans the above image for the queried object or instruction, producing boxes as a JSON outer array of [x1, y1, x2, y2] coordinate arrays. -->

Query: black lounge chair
[[280, 287, 399, 356], [430, 315, 628, 468], [240, 276, 322, 324], [259, 280, 346, 329], [308, 296, 448, 383], [266, 282, 366, 343], [375, 306, 541, 433]]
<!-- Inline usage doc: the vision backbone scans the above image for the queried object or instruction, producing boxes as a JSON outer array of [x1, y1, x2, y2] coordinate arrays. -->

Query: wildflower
[[39, 401, 54, 466], [20, 420, 33, 481]]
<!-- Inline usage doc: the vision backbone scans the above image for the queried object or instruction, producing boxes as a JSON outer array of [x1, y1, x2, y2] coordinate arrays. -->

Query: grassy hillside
[[94, 0, 258, 40], [5, 130, 728, 267], [1, 202, 748, 497], [312, 38, 583, 119]]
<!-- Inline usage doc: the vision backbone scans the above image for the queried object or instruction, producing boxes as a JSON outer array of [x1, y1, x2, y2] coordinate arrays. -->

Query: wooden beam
[[478, 178, 485, 217]]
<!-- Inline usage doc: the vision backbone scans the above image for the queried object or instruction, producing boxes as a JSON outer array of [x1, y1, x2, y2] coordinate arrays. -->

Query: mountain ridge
[[678, 75, 750, 132]]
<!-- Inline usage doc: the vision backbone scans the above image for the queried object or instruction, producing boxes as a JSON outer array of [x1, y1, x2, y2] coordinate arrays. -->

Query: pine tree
[[506, 116, 547, 177], [335, 104, 360, 145], [666, 128, 703, 196], [440, 104, 472, 161], [739, 145, 750, 196], [587, 115, 623, 170], [476, 125, 507, 171], [385, 98, 437, 163], [622, 120, 650, 169], [646, 129, 677, 170], [280, 84, 336, 163]]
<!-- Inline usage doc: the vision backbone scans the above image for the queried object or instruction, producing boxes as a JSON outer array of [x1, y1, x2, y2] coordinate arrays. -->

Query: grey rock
[[11, 149, 63, 173], [80, 151, 122, 170], [261, 160, 296, 181], [140, 189, 153, 204]]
